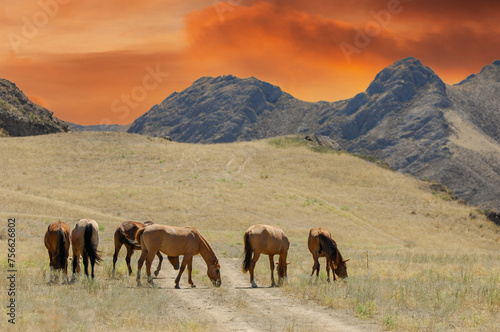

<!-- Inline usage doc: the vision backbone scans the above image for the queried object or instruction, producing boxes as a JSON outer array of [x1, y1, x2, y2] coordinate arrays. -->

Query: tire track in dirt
[[152, 257, 378, 331]]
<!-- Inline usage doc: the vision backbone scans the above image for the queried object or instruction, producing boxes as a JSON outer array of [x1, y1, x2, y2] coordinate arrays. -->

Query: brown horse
[[112, 221, 179, 278], [242, 224, 290, 288], [136, 224, 221, 289], [44, 221, 71, 284], [308, 227, 348, 281], [71, 219, 103, 280]]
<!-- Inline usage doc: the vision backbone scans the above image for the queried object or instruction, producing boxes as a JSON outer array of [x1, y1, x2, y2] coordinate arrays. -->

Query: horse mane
[[190, 227, 218, 264], [317, 233, 339, 265], [84, 223, 103, 264], [54, 228, 68, 270]]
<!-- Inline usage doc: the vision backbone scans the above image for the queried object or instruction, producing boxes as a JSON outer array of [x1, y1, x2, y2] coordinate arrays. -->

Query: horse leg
[[136, 249, 148, 286], [125, 245, 134, 276], [145, 250, 157, 286], [48, 250, 55, 284], [186, 257, 196, 288], [311, 255, 320, 277], [175, 254, 192, 289], [62, 251, 70, 284], [112, 240, 123, 278], [154, 252, 163, 277], [269, 255, 277, 287], [82, 251, 89, 278], [249, 252, 260, 288], [326, 257, 331, 282], [71, 250, 80, 283]]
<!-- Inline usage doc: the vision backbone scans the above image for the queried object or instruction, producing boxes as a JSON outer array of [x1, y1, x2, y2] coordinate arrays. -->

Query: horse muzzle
[[212, 279, 221, 287]]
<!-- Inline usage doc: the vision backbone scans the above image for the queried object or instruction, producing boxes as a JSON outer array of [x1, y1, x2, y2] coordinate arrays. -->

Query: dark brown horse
[[44, 221, 71, 284], [136, 224, 221, 289], [308, 227, 348, 281], [112, 221, 179, 278], [71, 219, 103, 280], [242, 224, 290, 288]]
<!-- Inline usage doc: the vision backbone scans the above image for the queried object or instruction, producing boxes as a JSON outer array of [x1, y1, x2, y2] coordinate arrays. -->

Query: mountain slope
[[67, 122, 131, 133], [128, 75, 325, 143], [128, 58, 500, 210], [0, 79, 68, 136]]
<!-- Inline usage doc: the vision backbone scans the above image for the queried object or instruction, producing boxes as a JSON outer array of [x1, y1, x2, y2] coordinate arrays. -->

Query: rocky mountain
[[128, 58, 500, 211], [67, 122, 131, 133], [128, 75, 324, 143], [0, 79, 68, 136]]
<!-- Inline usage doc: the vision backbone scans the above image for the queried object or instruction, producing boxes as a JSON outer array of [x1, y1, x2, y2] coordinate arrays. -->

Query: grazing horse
[[112, 221, 179, 278], [242, 224, 290, 288], [44, 221, 71, 284], [136, 224, 221, 289], [71, 219, 103, 279], [308, 227, 348, 281]]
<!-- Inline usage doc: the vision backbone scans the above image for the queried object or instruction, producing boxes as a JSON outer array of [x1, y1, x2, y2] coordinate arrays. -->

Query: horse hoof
[[251, 282, 258, 288], [154, 270, 160, 277], [191, 284, 196, 288], [175, 285, 180, 289]]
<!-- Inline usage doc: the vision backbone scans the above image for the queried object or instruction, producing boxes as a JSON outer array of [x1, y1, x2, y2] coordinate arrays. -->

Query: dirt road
[[144, 257, 379, 332]]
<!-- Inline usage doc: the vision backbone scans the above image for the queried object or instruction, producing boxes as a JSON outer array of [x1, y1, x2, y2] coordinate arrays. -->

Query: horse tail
[[84, 223, 103, 264], [318, 233, 338, 264], [242, 231, 253, 273], [116, 227, 141, 250], [135, 227, 146, 247], [55, 228, 68, 270]]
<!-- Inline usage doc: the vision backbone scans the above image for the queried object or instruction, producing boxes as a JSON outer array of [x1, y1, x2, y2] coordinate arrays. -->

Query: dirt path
[[149, 257, 379, 332]]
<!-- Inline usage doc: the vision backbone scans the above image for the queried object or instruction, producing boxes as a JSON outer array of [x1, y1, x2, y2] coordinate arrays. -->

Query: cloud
[[1, 0, 498, 124]]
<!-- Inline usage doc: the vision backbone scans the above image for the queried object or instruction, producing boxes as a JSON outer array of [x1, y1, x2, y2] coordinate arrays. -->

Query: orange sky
[[1, 0, 499, 125]]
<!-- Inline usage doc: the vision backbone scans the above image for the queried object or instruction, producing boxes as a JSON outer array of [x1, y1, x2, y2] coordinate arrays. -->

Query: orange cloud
[[0, 0, 498, 125]]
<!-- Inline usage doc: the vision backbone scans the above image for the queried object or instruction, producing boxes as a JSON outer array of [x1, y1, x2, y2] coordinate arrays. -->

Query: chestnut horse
[[112, 221, 179, 278], [136, 224, 221, 289], [308, 227, 348, 281], [44, 221, 71, 284], [242, 224, 290, 288], [71, 219, 103, 280]]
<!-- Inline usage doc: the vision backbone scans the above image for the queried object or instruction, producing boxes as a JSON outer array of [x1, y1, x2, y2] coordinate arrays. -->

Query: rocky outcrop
[[0, 79, 68, 136]]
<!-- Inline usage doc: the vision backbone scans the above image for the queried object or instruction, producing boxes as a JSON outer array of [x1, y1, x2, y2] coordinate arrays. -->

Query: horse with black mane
[[44, 221, 71, 284], [71, 219, 103, 280], [308, 226, 348, 281]]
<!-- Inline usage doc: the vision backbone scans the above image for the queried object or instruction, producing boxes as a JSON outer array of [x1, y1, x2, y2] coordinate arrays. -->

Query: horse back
[[72, 219, 99, 251], [247, 224, 289, 255], [45, 221, 70, 251], [141, 224, 193, 256], [308, 227, 333, 257]]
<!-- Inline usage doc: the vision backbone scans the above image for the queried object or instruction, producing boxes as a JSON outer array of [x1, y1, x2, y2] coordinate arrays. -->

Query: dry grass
[[0, 132, 499, 331]]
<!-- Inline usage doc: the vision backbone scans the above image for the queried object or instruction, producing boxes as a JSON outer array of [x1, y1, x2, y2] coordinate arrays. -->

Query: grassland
[[0, 132, 498, 331]]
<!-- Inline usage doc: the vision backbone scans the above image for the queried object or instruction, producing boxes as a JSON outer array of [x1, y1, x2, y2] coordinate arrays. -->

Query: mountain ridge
[[128, 57, 500, 211], [0, 79, 68, 136]]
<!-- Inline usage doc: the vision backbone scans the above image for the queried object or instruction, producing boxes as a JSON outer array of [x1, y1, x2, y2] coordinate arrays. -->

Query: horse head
[[207, 260, 221, 287], [335, 259, 349, 279]]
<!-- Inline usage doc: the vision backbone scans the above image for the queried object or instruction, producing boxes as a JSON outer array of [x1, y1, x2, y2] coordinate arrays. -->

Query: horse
[[44, 221, 71, 284], [112, 221, 179, 278], [136, 224, 221, 289], [242, 224, 290, 288], [308, 227, 348, 281], [71, 219, 103, 280]]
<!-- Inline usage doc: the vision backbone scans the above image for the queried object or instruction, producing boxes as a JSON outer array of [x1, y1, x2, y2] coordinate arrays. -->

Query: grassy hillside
[[0, 132, 498, 331]]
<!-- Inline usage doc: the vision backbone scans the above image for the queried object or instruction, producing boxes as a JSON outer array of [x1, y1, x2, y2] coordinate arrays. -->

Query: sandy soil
[[140, 257, 380, 332]]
